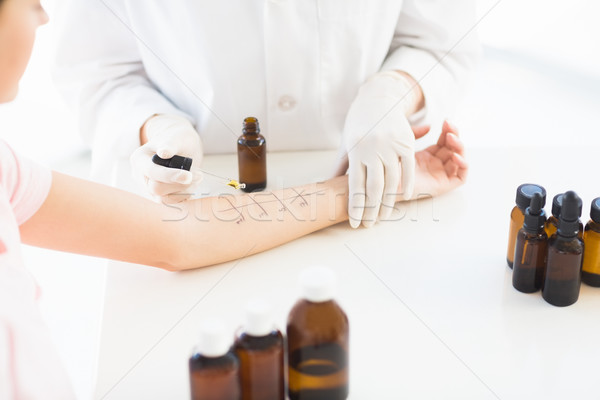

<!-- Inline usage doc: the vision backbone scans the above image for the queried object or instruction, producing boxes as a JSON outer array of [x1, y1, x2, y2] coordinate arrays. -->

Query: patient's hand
[[407, 120, 468, 199]]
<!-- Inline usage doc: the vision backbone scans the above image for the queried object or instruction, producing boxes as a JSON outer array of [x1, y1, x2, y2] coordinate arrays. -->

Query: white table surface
[[93, 146, 600, 400]]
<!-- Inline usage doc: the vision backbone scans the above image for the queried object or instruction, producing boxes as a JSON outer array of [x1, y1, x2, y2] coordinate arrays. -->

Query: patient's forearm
[[19, 172, 349, 270], [167, 176, 349, 269]]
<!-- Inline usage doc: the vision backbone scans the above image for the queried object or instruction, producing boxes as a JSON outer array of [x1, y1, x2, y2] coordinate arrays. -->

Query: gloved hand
[[130, 114, 203, 203], [335, 71, 418, 228]]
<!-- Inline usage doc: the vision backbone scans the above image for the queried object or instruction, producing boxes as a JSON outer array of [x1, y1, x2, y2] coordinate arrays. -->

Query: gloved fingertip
[[363, 219, 375, 229], [175, 171, 193, 185], [379, 207, 393, 222], [348, 203, 364, 229], [157, 148, 175, 159]]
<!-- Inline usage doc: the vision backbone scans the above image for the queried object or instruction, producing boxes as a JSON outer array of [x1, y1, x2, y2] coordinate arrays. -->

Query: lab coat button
[[278, 95, 296, 111]]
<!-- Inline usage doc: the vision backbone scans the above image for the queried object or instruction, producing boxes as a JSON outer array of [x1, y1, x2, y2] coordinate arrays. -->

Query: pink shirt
[[0, 140, 75, 399]]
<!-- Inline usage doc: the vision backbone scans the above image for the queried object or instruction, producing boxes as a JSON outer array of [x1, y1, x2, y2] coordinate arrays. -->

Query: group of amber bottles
[[189, 267, 349, 400], [506, 183, 600, 307]]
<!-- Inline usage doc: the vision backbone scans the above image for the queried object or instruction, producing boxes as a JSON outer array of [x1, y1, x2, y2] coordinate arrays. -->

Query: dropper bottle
[[512, 193, 548, 293], [237, 117, 267, 192], [234, 300, 284, 400], [542, 191, 584, 307], [287, 266, 349, 400], [189, 319, 241, 400], [544, 193, 584, 239], [582, 198, 600, 287], [506, 184, 546, 268]]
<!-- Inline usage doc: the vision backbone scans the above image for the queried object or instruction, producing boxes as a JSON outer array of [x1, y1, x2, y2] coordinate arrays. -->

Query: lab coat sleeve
[[381, 0, 480, 123], [53, 0, 192, 160]]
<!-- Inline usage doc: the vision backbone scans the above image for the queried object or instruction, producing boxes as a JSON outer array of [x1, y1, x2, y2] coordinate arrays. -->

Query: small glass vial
[[544, 193, 584, 239], [582, 198, 600, 287], [513, 193, 548, 293], [234, 300, 284, 400], [542, 191, 584, 307], [287, 266, 349, 400], [506, 184, 546, 268], [189, 319, 241, 400], [237, 117, 267, 192]]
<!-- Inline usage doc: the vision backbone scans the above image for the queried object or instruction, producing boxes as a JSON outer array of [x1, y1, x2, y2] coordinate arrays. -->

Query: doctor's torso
[[117, 0, 404, 154]]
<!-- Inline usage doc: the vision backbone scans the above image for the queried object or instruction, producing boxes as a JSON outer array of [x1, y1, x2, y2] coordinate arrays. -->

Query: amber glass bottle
[[287, 267, 349, 400], [544, 193, 583, 240], [513, 193, 548, 293], [189, 320, 241, 400], [234, 300, 284, 400], [582, 198, 600, 287], [506, 184, 546, 268], [542, 191, 584, 307], [237, 117, 266, 192]]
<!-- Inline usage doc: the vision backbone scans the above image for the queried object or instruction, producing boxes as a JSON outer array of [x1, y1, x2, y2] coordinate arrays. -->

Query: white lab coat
[[54, 0, 478, 182]]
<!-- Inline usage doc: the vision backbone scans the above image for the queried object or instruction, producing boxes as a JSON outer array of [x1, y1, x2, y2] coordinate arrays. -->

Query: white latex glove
[[335, 71, 417, 228], [130, 114, 203, 203]]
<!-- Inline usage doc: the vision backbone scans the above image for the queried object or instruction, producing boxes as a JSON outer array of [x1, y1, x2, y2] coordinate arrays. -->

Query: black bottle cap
[[590, 197, 600, 223], [550, 192, 583, 219], [515, 183, 546, 210], [151, 154, 192, 171], [523, 193, 547, 233], [551, 193, 562, 218], [243, 117, 260, 134], [557, 191, 582, 238]]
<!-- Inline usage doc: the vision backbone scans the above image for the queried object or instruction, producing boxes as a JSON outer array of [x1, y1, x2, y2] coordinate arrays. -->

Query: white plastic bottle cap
[[196, 319, 232, 357], [299, 266, 337, 303], [244, 299, 274, 337]]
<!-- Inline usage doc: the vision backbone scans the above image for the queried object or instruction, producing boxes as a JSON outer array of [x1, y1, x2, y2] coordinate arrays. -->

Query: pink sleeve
[[0, 140, 52, 225], [0, 140, 74, 399]]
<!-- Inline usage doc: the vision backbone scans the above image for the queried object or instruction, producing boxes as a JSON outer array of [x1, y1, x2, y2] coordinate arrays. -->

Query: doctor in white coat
[[54, 0, 478, 228]]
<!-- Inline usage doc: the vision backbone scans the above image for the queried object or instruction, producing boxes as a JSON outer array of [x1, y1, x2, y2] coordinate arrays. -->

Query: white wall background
[[457, 0, 600, 147], [0, 0, 599, 399]]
